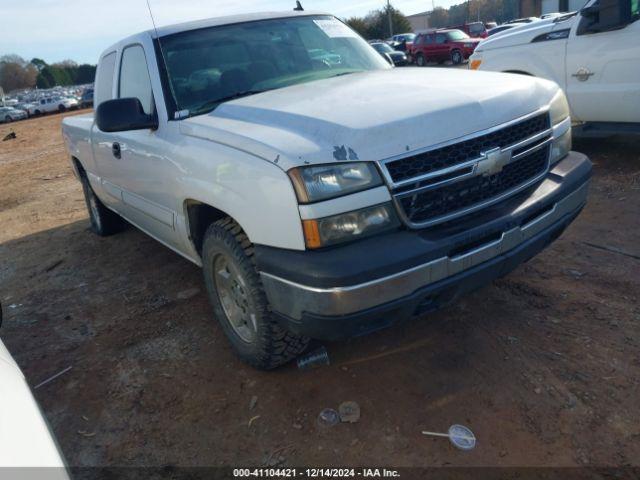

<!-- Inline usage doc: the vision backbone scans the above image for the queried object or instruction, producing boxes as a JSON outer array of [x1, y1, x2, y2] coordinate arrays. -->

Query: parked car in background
[[388, 32, 415, 50], [0, 106, 28, 123], [0, 339, 69, 476], [80, 88, 94, 109], [484, 21, 498, 29], [389, 33, 416, 44], [63, 11, 591, 369], [370, 42, 408, 66], [410, 29, 481, 65], [541, 12, 567, 19], [13, 102, 38, 116], [470, 0, 640, 135], [33, 96, 78, 115], [487, 23, 527, 35], [448, 21, 488, 38]]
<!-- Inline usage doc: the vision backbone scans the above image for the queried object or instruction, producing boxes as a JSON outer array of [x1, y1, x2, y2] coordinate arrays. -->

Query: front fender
[[173, 136, 305, 253]]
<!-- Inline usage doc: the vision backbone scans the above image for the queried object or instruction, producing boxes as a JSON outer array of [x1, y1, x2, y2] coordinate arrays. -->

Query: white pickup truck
[[469, 0, 640, 135], [62, 11, 592, 369]]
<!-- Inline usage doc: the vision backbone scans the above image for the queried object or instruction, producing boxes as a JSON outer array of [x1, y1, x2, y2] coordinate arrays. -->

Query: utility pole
[[387, 0, 394, 38]]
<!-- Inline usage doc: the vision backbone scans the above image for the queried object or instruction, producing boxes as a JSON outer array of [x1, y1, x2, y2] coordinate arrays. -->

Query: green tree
[[346, 4, 413, 40], [31, 58, 48, 72], [345, 16, 369, 37]]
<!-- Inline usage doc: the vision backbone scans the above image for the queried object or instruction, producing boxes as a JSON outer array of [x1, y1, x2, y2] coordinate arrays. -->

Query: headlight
[[302, 203, 400, 249], [549, 89, 570, 125], [550, 126, 572, 165], [288, 162, 383, 203]]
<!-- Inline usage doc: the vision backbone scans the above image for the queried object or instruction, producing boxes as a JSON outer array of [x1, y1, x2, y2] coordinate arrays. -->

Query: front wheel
[[416, 53, 426, 67], [451, 50, 463, 65], [4, 116, 11, 123], [202, 218, 309, 370], [58, 105, 66, 113]]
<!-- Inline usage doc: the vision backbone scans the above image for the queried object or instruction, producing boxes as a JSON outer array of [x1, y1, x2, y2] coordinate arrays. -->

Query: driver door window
[[578, 0, 638, 34]]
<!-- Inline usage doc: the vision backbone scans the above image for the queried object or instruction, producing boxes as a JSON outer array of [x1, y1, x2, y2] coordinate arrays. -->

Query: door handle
[[572, 68, 594, 82], [112, 142, 121, 159]]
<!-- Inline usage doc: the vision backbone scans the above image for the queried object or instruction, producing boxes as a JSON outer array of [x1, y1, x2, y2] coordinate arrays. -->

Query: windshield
[[447, 30, 470, 40], [160, 15, 389, 117], [372, 43, 394, 53]]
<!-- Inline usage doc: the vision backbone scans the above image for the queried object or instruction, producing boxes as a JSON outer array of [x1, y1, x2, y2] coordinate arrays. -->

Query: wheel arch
[[71, 156, 86, 179], [184, 200, 239, 257]]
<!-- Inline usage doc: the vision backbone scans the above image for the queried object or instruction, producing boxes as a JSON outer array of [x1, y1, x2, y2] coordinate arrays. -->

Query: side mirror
[[96, 97, 158, 133]]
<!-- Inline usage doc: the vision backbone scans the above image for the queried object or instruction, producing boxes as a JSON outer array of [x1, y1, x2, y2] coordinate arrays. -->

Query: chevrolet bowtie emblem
[[476, 147, 512, 177]]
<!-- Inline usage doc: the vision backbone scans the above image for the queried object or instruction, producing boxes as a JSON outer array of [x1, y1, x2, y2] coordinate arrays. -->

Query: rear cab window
[[95, 52, 116, 107]]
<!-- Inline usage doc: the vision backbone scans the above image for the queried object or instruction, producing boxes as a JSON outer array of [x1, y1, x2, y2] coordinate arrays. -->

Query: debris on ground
[[248, 415, 260, 427], [176, 288, 200, 301], [317, 408, 340, 428], [249, 395, 258, 411], [2, 132, 16, 141], [297, 346, 330, 370], [422, 425, 476, 451], [338, 401, 361, 423], [34, 366, 73, 389]]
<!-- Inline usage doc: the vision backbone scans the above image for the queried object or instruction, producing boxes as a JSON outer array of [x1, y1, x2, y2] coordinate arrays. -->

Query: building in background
[[407, 11, 431, 31], [520, 0, 588, 16]]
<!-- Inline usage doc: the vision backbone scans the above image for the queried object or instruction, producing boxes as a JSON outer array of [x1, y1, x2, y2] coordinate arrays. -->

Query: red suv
[[410, 29, 481, 66], [449, 22, 488, 38]]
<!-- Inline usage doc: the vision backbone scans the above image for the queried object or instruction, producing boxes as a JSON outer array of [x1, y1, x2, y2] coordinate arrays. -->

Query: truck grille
[[385, 113, 550, 183], [397, 146, 550, 225], [381, 112, 553, 227]]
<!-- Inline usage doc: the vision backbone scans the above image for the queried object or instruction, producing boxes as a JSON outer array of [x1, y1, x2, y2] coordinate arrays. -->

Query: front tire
[[451, 50, 463, 65], [202, 218, 309, 370], [4, 115, 11, 123], [416, 53, 426, 67], [58, 105, 66, 113], [80, 172, 123, 236]]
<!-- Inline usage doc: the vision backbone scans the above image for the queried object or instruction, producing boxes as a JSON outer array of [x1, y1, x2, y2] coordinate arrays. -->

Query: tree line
[[428, 0, 520, 28], [345, 0, 521, 39], [346, 5, 413, 40], [0, 54, 96, 93]]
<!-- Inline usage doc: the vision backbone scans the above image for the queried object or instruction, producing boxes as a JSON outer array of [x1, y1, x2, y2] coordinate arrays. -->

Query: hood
[[180, 68, 558, 171], [477, 16, 576, 51]]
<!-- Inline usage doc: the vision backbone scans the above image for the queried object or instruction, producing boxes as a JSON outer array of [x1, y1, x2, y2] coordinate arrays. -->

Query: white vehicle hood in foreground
[[181, 68, 558, 171], [0, 340, 68, 476]]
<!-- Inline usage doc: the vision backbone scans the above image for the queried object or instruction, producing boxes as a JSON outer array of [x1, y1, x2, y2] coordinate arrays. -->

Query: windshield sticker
[[314, 19, 358, 38]]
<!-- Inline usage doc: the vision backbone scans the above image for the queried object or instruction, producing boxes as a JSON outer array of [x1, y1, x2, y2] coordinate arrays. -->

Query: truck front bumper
[[256, 152, 592, 340]]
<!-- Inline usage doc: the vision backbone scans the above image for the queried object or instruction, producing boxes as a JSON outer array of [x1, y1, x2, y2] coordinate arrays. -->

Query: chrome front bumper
[[260, 158, 590, 322]]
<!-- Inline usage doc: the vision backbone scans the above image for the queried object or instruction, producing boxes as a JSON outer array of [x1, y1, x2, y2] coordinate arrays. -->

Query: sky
[[0, 0, 459, 65]]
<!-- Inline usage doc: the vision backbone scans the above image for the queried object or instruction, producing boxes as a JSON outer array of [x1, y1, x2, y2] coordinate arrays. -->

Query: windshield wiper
[[191, 89, 271, 116]]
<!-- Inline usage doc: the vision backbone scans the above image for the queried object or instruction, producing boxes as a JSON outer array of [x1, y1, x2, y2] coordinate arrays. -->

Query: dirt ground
[[0, 110, 639, 470]]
